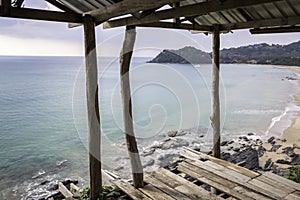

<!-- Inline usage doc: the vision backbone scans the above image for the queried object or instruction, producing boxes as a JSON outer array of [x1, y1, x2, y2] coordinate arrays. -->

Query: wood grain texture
[[120, 25, 143, 188], [84, 15, 102, 200], [211, 24, 221, 158]]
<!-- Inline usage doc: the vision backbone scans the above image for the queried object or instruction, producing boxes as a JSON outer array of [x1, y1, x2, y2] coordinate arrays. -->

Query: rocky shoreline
[[110, 128, 299, 180]]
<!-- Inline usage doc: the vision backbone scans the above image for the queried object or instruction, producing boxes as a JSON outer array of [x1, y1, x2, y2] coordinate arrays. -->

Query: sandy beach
[[260, 66, 300, 168]]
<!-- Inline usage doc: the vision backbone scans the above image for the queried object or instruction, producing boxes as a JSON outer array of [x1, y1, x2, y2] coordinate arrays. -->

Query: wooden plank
[[178, 161, 237, 189], [139, 184, 176, 200], [120, 25, 143, 188], [0, 6, 82, 23], [255, 175, 295, 194], [220, 16, 300, 31], [185, 159, 252, 183], [233, 186, 273, 200], [181, 147, 260, 178], [58, 182, 74, 200], [85, 0, 182, 24], [285, 192, 300, 200], [102, 0, 282, 28], [177, 162, 254, 200], [114, 179, 151, 200], [144, 175, 192, 200], [247, 178, 288, 199], [263, 172, 300, 191], [132, 22, 213, 32], [250, 26, 300, 34], [211, 24, 221, 158], [45, 0, 79, 14], [152, 168, 223, 200], [84, 15, 102, 200]]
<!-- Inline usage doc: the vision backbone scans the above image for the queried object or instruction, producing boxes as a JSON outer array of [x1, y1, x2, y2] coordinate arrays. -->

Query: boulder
[[270, 145, 282, 152], [291, 155, 300, 165], [268, 136, 275, 143], [167, 131, 177, 137], [143, 159, 155, 168], [264, 158, 273, 171], [224, 148, 259, 170], [275, 159, 291, 165]]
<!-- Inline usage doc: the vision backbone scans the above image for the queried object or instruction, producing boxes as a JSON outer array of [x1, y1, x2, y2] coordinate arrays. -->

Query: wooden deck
[[112, 147, 300, 200]]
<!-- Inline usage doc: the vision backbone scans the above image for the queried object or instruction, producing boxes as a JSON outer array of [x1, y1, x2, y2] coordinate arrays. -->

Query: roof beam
[[103, 0, 282, 28], [250, 26, 300, 34], [123, 21, 213, 32], [0, 6, 82, 23], [45, 0, 79, 14], [85, 0, 182, 24], [220, 16, 300, 31]]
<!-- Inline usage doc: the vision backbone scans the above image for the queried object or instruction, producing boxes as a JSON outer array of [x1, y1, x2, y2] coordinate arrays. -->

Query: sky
[[0, 0, 299, 57]]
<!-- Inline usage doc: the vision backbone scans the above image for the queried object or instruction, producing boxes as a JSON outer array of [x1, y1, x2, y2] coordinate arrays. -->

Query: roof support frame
[[85, 0, 183, 25], [220, 16, 300, 31], [1, 0, 11, 16], [250, 26, 300, 34], [102, 0, 282, 29], [0, 5, 82, 23]]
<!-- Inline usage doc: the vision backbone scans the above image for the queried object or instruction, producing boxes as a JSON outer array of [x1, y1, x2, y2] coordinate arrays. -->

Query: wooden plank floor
[[113, 147, 300, 200]]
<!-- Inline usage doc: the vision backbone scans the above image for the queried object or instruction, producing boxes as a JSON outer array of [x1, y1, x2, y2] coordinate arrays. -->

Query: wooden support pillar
[[1, 0, 11, 16], [120, 25, 144, 188], [211, 24, 221, 159], [83, 15, 102, 200]]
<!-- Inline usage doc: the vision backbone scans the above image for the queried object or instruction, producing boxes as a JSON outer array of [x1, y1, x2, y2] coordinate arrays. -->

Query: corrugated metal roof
[[57, 0, 117, 13]]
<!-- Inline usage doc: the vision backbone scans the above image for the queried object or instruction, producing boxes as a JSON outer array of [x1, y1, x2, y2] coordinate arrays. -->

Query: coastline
[[259, 66, 300, 169], [281, 66, 300, 145]]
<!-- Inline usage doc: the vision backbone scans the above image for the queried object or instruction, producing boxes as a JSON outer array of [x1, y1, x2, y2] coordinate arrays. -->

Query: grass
[[286, 167, 300, 183], [78, 185, 128, 200]]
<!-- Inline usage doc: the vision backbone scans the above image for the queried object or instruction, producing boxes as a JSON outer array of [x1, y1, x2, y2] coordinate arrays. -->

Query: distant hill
[[148, 46, 211, 64], [149, 41, 300, 66]]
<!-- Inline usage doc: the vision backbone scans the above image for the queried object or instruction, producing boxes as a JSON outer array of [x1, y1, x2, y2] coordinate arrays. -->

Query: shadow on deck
[[112, 147, 300, 200]]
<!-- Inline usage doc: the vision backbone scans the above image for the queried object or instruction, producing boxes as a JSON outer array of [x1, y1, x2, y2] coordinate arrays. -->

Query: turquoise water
[[0, 56, 298, 199]]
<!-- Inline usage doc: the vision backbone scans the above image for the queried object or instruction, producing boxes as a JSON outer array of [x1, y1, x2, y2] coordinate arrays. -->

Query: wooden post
[[120, 25, 144, 188], [211, 24, 221, 159], [1, 0, 11, 16], [83, 15, 102, 200]]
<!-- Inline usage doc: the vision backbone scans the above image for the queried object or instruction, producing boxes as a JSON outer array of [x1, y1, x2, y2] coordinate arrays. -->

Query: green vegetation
[[149, 41, 300, 66], [286, 167, 300, 183], [78, 185, 127, 200]]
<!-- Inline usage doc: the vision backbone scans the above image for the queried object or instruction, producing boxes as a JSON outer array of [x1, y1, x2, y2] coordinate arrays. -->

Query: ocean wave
[[233, 109, 282, 115]]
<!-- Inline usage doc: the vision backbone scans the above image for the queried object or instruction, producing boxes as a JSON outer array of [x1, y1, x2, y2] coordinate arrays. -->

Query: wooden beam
[[134, 22, 213, 32], [211, 24, 221, 159], [45, 0, 79, 14], [83, 15, 102, 200], [250, 26, 300, 34], [220, 16, 300, 31], [1, 0, 11, 16], [0, 6, 82, 23], [103, 0, 282, 28], [120, 25, 144, 188], [85, 0, 182, 25]]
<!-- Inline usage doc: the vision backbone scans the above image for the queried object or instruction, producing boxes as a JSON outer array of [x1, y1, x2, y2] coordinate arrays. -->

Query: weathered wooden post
[[83, 15, 102, 200], [211, 24, 221, 159], [120, 25, 144, 188]]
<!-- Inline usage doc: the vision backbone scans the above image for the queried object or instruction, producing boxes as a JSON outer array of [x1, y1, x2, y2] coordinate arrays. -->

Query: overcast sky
[[0, 0, 299, 57]]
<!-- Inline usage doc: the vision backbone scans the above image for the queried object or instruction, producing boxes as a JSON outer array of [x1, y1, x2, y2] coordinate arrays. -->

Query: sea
[[0, 56, 299, 199]]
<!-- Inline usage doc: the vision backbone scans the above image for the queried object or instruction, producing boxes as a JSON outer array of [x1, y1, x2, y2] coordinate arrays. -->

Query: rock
[[221, 141, 228, 146], [167, 131, 177, 137], [114, 166, 124, 171], [247, 133, 255, 136], [282, 139, 287, 142], [143, 159, 155, 167], [264, 158, 273, 171], [232, 147, 240, 152], [161, 138, 189, 150], [40, 180, 50, 185], [256, 145, 266, 157], [176, 130, 188, 136], [142, 148, 155, 156], [270, 141, 276, 145], [270, 145, 282, 152], [275, 159, 291, 165], [157, 154, 179, 167], [228, 141, 234, 145], [224, 148, 259, 170], [199, 134, 204, 138], [268, 136, 275, 143], [291, 155, 300, 165], [282, 147, 295, 157]]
